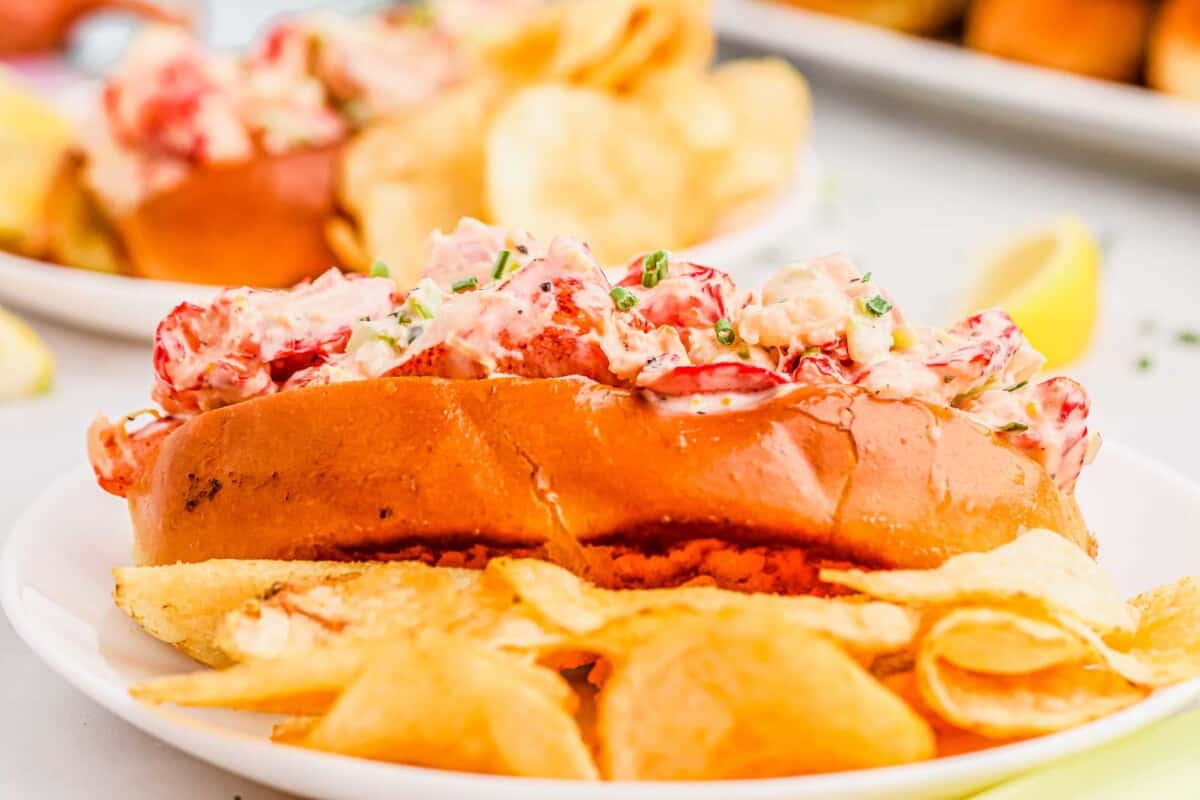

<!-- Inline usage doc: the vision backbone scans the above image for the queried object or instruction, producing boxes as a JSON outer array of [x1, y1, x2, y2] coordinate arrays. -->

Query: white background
[[3, 12, 1200, 800]]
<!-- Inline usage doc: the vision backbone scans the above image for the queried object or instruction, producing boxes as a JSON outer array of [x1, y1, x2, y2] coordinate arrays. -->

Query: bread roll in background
[[966, 0, 1153, 82], [779, 0, 969, 34], [114, 145, 342, 288], [127, 378, 1093, 594], [1148, 0, 1200, 100]]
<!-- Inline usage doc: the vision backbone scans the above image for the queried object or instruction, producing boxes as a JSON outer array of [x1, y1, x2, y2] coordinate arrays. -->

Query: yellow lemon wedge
[[964, 216, 1101, 369], [0, 67, 73, 249], [0, 305, 54, 400]]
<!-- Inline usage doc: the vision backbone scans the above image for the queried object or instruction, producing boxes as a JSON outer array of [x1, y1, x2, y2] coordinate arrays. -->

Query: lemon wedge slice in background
[[964, 216, 1101, 369], [0, 305, 54, 400], [0, 67, 73, 249]]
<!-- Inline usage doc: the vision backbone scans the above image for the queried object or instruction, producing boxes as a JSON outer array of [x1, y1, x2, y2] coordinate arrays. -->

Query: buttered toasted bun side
[[128, 378, 1092, 589], [1149, 0, 1200, 100], [966, 0, 1153, 82], [114, 145, 341, 287]]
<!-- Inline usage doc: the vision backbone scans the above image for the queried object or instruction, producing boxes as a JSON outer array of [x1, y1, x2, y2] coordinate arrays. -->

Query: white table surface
[[4, 51, 1200, 797]]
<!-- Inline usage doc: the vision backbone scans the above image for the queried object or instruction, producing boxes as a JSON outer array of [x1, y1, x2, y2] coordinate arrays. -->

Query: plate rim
[[714, 0, 1200, 169], [5, 443, 1200, 799]]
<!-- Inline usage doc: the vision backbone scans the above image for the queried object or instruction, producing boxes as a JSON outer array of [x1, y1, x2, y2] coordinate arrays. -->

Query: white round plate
[[5, 443, 1199, 800], [0, 153, 820, 342]]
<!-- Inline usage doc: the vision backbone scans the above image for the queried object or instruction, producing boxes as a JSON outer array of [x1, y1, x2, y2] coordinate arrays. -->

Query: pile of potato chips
[[331, 0, 811, 285], [118, 528, 1200, 781]]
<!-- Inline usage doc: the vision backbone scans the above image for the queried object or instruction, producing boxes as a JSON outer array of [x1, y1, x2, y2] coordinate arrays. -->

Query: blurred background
[[1, 1, 1199, 796]]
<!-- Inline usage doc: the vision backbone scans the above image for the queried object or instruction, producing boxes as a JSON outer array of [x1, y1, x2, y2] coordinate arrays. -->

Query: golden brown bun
[[114, 145, 341, 288], [127, 378, 1093, 591], [966, 0, 1153, 82], [779, 0, 968, 34], [1148, 0, 1200, 100]]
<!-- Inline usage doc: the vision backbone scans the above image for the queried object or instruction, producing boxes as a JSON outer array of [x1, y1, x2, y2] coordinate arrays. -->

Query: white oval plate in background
[[4, 442, 1200, 800], [715, 0, 1200, 174], [0, 152, 821, 342]]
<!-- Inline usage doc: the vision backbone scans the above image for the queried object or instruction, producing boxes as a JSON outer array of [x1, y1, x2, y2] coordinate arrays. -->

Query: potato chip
[[820, 529, 1137, 636], [473, 0, 712, 91], [632, 69, 734, 154], [324, 216, 369, 273], [925, 608, 1092, 675], [572, 4, 678, 90], [340, 80, 499, 285], [219, 560, 558, 663], [488, 556, 918, 652], [916, 608, 1148, 738], [592, 608, 935, 779], [113, 560, 373, 667], [1128, 576, 1200, 682], [486, 85, 704, 264], [702, 58, 810, 217], [131, 645, 367, 715], [300, 637, 598, 780], [918, 658, 1146, 739], [271, 715, 321, 745]]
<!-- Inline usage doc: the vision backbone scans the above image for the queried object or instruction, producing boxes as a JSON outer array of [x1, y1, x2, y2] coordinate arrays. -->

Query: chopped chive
[[863, 295, 892, 316], [1178, 330, 1200, 345], [1136, 354, 1153, 371], [451, 276, 478, 293], [369, 260, 390, 278], [1005, 380, 1029, 392], [412, 300, 434, 319], [610, 286, 639, 311], [997, 422, 1029, 433], [714, 318, 735, 346], [491, 249, 512, 280], [641, 249, 670, 288]]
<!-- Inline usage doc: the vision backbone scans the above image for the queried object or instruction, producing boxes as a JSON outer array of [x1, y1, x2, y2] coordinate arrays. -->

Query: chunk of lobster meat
[[786, 349, 851, 386], [966, 376, 1098, 492], [637, 362, 790, 396], [151, 270, 395, 414], [925, 310, 1039, 389], [390, 237, 626, 383], [87, 412, 184, 497], [614, 255, 747, 331], [419, 218, 541, 291]]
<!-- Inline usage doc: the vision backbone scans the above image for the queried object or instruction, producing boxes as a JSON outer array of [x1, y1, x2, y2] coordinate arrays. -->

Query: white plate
[[0, 152, 820, 342], [715, 1, 1200, 172], [5, 442, 1200, 800]]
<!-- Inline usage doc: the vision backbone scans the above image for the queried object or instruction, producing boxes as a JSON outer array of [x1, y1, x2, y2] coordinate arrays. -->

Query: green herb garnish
[[610, 286, 639, 311], [714, 318, 735, 346], [491, 249, 512, 280], [997, 422, 1029, 433], [1178, 330, 1200, 345], [1137, 354, 1153, 371], [370, 260, 391, 278], [1005, 380, 1029, 392], [641, 249, 670, 288], [451, 276, 478, 293], [863, 295, 892, 316], [411, 301, 434, 320]]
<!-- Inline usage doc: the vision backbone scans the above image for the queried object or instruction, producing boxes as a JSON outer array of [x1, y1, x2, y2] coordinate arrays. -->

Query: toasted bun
[[1148, 0, 1200, 100], [114, 145, 341, 288], [966, 0, 1152, 82], [778, 0, 968, 34], [127, 378, 1092, 592]]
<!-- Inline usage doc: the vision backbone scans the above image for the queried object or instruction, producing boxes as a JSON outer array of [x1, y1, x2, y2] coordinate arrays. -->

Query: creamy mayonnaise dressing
[[146, 218, 1099, 491]]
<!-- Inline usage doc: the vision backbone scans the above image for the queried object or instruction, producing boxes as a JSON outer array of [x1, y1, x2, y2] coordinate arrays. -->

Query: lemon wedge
[[0, 67, 73, 249], [964, 216, 1101, 369], [0, 305, 54, 400]]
